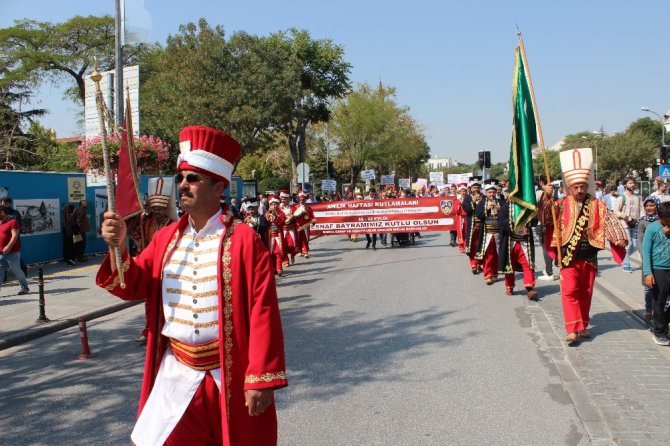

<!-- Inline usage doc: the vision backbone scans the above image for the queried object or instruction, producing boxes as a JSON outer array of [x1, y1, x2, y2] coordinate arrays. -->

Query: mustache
[[179, 189, 193, 199]]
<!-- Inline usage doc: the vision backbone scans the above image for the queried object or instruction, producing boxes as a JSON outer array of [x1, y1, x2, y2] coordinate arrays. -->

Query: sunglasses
[[175, 173, 203, 184]]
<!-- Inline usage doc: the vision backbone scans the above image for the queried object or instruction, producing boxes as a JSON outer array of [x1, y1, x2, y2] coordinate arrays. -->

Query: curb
[[0, 299, 143, 351], [525, 302, 615, 444]]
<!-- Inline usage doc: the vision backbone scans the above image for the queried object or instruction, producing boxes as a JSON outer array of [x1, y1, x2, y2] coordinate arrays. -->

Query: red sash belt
[[269, 230, 280, 237], [170, 338, 220, 371]]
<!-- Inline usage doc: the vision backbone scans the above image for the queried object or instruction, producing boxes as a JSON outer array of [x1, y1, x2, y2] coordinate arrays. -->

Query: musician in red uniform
[[97, 126, 287, 445], [539, 148, 627, 344], [456, 183, 468, 253], [292, 190, 317, 258], [264, 196, 287, 276], [278, 190, 297, 266]]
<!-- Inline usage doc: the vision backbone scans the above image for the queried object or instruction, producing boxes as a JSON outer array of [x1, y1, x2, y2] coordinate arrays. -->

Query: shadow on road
[[0, 313, 144, 445], [277, 300, 468, 408]]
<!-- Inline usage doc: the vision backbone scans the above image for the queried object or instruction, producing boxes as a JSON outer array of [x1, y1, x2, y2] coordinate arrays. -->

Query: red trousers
[[296, 229, 310, 255], [165, 372, 222, 446], [282, 230, 297, 264], [269, 238, 283, 274], [560, 259, 596, 333], [504, 242, 535, 289], [482, 239, 498, 280]]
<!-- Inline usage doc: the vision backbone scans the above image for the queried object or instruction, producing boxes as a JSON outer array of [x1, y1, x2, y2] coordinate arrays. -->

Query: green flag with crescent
[[507, 45, 538, 231]]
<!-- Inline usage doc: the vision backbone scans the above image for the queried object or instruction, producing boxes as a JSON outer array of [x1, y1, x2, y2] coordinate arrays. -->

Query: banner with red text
[[310, 198, 459, 235]]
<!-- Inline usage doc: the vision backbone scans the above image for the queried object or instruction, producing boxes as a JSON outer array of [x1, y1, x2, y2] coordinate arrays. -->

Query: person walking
[[73, 199, 91, 262], [97, 126, 287, 445], [0, 197, 28, 279], [637, 196, 661, 320], [538, 148, 628, 344], [535, 176, 556, 281], [0, 205, 30, 295], [62, 203, 79, 266], [642, 202, 670, 345], [614, 176, 644, 273], [475, 183, 504, 285]]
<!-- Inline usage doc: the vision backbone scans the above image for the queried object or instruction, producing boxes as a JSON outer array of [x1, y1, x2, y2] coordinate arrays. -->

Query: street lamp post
[[641, 107, 668, 146], [581, 133, 602, 181]]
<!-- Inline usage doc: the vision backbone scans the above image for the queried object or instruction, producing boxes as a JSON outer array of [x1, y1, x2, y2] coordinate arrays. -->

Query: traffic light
[[478, 151, 485, 168], [484, 151, 491, 168], [660, 145, 669, 165]]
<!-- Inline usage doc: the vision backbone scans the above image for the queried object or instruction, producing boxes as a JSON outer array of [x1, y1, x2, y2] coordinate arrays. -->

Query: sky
[[2, 0, 670, 165]]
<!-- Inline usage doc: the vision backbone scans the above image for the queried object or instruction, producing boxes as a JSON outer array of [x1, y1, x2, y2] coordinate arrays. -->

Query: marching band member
[[97, 125, 287, 445], [292, 190, 317, 258], [463, 182, 483, 274], [278, 190, 297, 265], [456, 183, 468, 253], [475, 183, 504, 285], [244, 200, 266, 239], [265, 195, 287, 276], [539, 148, 627, 343], [128, 177, 179, 344], [498, 200, 538, 300]]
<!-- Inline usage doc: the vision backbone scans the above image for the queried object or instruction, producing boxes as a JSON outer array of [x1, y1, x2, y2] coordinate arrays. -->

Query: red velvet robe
[[291, 203, 315, 254], [96, 209, 288, 446]]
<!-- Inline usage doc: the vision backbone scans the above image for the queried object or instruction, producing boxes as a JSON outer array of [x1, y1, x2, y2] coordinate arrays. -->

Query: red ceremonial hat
[[297, 190, 307, 198], [177, 126, 241, 183], [269, 195, 280, 204], [279, 189, 290, 198]]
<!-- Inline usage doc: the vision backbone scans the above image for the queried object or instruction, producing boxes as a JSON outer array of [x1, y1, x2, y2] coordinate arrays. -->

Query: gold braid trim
[[221, 219, 239, 408], [245, 371, 287, 384], [561, 196, 591, 267], [104, 259, 131, 290]]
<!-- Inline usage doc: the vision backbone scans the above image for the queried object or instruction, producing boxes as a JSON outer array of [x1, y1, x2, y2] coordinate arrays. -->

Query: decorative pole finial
[[90, 56, 102, 83]]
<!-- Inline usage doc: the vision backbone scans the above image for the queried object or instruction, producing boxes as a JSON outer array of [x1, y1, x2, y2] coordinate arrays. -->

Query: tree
[[29, 122, 79, 172], [140, 20, 303, 166], [561, 120, 659, 182], [329, 83, 429, 187], [0, 72, 45, 169], [0, 16, 154, 104], [269, 29, 351, 189]]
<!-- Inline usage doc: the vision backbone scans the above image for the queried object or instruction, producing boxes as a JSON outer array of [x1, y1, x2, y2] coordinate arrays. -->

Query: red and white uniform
[[292, 199, 316, 256], [264, 202, 286, 275], [278, 193, 297, 264], [97, 209, 288, 446]]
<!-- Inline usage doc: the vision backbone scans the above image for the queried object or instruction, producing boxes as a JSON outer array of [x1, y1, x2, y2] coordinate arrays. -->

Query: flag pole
[[516, 29, 563, 268], [90, 62, 126, 288]]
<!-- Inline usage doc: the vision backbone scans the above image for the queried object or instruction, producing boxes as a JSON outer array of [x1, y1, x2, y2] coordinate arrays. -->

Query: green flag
[[508, 45, 538, 231]]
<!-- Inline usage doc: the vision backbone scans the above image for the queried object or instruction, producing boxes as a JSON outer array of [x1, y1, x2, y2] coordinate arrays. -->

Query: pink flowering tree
[[76, 133, 171, 174]]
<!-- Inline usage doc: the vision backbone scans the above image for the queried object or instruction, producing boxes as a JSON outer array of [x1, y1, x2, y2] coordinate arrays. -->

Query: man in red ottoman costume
[[292, 190, 317, 258], [97, 125, 288, 445], [539, 148, 628, 344]]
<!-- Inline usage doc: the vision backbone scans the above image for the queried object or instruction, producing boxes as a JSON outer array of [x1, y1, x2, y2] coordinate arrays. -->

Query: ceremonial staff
[[90, 62, 126, 288], [516, 29, 563, 268]]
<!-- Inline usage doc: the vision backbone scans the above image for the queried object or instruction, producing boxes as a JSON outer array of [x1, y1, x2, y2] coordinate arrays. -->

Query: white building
[[426, 157, 459, 170]]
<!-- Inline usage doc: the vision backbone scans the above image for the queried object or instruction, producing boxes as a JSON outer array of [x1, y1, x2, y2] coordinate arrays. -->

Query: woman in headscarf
[[62, 203, 79, 266], [637, 195, 661, 320]]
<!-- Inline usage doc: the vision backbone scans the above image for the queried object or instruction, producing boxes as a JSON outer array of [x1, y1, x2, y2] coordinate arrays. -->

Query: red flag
[[116, 93, 142, 220]]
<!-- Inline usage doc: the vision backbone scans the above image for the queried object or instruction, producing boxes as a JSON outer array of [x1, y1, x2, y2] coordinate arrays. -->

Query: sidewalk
[[0, 255, 141, 350], [530, 250, 670, 445]]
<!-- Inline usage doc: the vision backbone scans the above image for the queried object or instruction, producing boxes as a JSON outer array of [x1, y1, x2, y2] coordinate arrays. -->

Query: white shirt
[[132, 210, 224, 446]]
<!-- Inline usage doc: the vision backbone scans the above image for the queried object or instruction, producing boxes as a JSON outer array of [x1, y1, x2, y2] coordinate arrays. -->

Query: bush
[[259, 177, 290, 194]]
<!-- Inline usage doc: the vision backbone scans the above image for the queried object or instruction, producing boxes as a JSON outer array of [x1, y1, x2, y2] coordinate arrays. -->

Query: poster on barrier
[[14, 199, 61, 236]]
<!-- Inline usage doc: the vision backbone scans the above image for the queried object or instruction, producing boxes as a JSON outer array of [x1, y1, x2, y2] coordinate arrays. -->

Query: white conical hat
[[147, 176, 178, 220], [560, 148, 595, 196]]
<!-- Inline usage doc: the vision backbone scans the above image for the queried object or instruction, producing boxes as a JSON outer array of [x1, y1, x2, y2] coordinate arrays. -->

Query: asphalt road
[[0, 233, 589, 445]]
